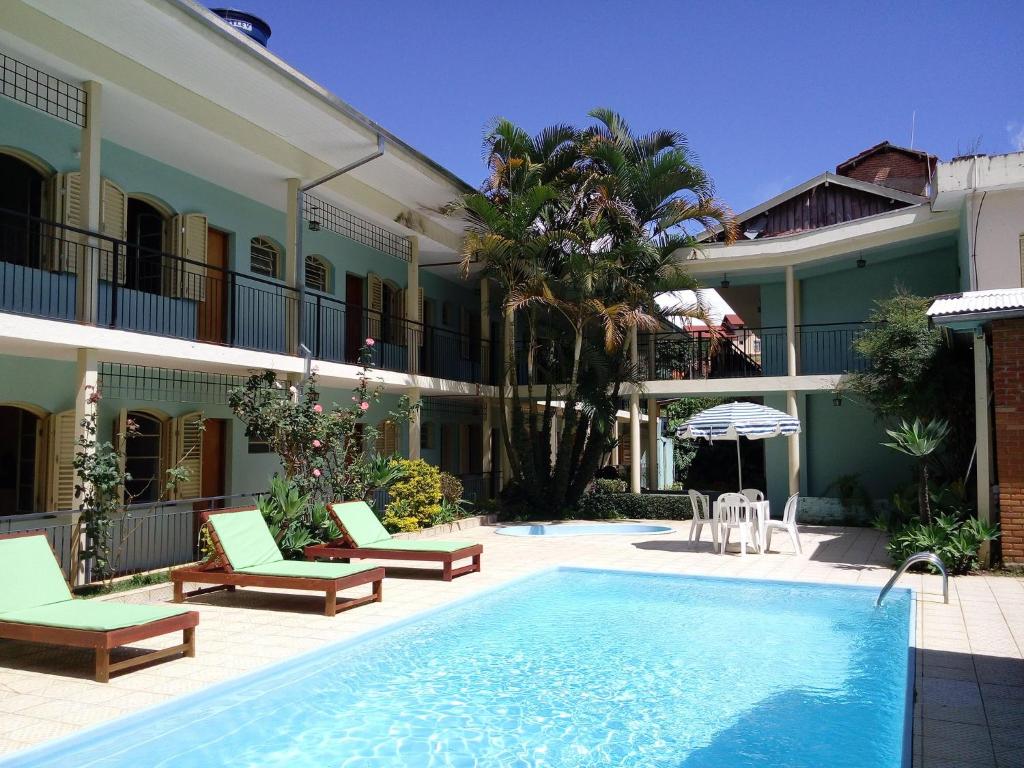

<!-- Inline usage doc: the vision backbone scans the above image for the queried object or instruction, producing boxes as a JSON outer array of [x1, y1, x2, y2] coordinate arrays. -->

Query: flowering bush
[[384, 458, 442, 531], [228, 343, 415, 503]]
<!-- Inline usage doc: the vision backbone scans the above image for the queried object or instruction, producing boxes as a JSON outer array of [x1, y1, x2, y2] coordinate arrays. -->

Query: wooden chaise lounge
[[171, 507, 384, 617], [0, 532, 198, 682], [304, 501, 482, 581]]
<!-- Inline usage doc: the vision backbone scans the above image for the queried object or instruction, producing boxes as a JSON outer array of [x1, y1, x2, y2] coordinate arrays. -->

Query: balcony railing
[[638, 322, 872, 380], [0, 208, 491, 385]]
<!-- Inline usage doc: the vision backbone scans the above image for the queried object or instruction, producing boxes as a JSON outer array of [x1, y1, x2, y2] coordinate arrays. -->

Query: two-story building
[[0, 0, 501, 573]]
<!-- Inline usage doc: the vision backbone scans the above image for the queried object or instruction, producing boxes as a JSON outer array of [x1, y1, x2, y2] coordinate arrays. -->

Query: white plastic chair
[[741, 488, 765, 503], [764, 493, 802, 553], [716, 492, 758, 556], [687, 490, 716, 547]]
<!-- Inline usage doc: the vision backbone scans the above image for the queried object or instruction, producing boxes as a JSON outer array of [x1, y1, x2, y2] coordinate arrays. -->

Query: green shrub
[[385, 458, 442, 531], [575, 493, 693, 520], [887, 513, 999, 575], [439, 472, 463, 504], [594, 478, 627, 495], [257, 477, 341, 559], [381, 498, 421, 533]]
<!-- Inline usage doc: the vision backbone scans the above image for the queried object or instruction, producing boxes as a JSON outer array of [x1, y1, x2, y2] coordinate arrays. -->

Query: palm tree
[[448, 110, 736, 510], [883, 417, 950, 523]]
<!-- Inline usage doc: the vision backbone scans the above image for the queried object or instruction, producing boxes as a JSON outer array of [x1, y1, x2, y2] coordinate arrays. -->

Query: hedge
[[574, 492, 693, 520]]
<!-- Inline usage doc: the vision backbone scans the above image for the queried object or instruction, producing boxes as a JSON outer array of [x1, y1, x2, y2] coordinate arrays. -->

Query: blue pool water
[[4, 569, 912, 768], [497, 523, 674, 536]]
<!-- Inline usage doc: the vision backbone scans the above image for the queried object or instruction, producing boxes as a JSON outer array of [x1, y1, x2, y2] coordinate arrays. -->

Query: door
[[198, 419, 227, 510], [198, 228, 228, 344], [345, 273, 364, 363]]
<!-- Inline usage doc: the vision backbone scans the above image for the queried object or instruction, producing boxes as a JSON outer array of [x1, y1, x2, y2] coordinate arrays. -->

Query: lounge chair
[[305, 501, 482, 581], [171, 507, 384, 616], [0, 532, 198, 682]]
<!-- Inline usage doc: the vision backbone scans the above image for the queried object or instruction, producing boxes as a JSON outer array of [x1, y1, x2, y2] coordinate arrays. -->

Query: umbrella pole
[[736, 438, 742, 491]]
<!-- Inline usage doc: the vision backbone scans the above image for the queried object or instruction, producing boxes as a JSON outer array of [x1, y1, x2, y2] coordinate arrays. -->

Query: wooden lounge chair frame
[[305, 502, 483, 581], [171, 507, 384, 617], [0, 532, 198, 683]]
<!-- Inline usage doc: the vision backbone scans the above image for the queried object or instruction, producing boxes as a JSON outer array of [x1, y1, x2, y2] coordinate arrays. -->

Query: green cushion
[[0, 600, 191, 632], [0, 535, 73, 614], [208, 510, 283, 570], [364, 539, 476, 554], [235, 560, 380, 580], [330, 501, 391, 547]]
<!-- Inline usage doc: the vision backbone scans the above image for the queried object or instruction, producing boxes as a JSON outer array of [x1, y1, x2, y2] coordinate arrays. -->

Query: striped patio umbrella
[[675, 401, 801, 490]]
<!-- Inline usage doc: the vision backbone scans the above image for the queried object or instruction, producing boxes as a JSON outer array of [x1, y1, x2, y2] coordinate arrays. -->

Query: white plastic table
[[712, 499, 770, 553]]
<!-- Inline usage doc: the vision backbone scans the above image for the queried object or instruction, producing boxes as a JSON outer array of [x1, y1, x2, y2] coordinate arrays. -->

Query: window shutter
[[99, 179, 127, 284], [619, 428, 630, 466], [376, 420, 397, 456], [52, 172, 83, 273], [170, 214, 208, 301], [172, 412, 204, 500], [366, 272, 383, 340], [46, 409, 76, 511]]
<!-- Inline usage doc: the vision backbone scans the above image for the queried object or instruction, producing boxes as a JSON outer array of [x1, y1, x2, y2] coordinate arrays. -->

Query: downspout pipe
[[295, 134, 386, 355]]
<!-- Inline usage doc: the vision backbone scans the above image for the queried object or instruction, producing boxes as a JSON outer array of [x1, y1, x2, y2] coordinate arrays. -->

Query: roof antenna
[[910, 110, 916, 150]]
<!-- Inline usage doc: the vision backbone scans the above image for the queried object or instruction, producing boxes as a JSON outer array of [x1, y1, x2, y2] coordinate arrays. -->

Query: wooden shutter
[[169, 214, 208, 301], [51, 171, 83, 273], [366, 272, 383, 340], [46, 409, 76, 511], [171, 412, 204, 500], [619, 427, 631, 467], [98, 179, 127, 284], [375, 420, 397, 456]]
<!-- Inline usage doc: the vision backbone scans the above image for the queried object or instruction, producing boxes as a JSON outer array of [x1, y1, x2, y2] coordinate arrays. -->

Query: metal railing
[[0, 492, 264, 584], [0, 208, 492, 385], [638, 321, 872, 380], [877, 551, 948, 606]]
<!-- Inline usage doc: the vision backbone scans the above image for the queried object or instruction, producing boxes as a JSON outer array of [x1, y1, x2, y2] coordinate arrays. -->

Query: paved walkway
[[0, 522, 1021, 767]]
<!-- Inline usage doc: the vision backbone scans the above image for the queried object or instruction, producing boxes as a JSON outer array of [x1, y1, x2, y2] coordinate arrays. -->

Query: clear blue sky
[[219, 1, 1023, 213]]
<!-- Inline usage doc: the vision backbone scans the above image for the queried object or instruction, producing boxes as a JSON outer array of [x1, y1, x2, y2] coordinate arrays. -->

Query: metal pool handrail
[[876, 551, 948, 607]]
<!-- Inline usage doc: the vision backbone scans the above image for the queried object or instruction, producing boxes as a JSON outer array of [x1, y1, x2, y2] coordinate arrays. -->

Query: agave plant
[[882, 418, 950, 523]]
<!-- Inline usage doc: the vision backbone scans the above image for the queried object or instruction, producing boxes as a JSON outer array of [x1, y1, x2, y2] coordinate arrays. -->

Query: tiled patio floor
[[1, 522, 1022, 766]]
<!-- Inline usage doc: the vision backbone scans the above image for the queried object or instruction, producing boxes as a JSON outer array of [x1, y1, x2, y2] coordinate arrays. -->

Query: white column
[[786, 389, 800, 496], [78, 81, 102, 324], [72, 348, 99, 585], [406, 236, 420, 374], [974, 329, 992, 564], [629, 327, 642, 493], [285, 177, 300, 355], [407, 387, 421, 460], [646, 398, 659, 490], [785, 265, 800, 496], [610, 417, 620, 466]]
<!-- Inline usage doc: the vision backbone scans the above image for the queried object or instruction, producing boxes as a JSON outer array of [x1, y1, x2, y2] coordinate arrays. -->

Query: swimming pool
[[4, 568, 912, 767], [496, 523, 674, 536]]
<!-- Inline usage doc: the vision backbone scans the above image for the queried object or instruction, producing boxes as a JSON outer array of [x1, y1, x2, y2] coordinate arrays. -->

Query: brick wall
[[837, 149, 930, 195], [993, 318, 1024, 563]]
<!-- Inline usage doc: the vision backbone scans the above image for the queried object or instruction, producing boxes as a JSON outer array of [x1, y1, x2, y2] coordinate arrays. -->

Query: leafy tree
[[662, 397, 724, 484], [449, 109, 734, 512]]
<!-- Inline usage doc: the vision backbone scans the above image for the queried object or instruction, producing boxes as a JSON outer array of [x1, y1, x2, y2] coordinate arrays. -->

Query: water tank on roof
[[211, 8, 272, 47]]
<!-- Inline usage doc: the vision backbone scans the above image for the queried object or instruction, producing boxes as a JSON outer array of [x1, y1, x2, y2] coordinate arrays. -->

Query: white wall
[[973, 189, 1024, 290]]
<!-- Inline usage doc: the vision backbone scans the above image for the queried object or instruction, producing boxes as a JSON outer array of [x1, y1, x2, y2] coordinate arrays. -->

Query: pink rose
[[313, 404, 323, 413], [365, 338, 375, 347], [312, 439, 322, 448], [312, 468, 321, 478], [360, 402, 370, 411]]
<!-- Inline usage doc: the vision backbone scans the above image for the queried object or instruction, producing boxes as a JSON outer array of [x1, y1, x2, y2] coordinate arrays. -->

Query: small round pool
[[496, 523, 674, 537]]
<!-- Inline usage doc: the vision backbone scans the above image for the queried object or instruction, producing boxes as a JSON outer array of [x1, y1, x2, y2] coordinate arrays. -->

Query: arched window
[[123, 411, 163, 503], [250, 236, 281, 278], [126, 197, 169, 294], [0, 152, 46, 268], [305, 254, 329, 293]]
